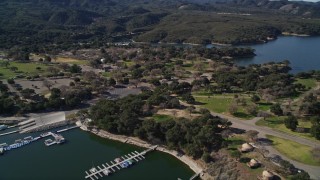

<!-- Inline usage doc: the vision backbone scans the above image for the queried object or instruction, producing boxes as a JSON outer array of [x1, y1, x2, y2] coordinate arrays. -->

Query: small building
[[262, 170, 274, 180], [240, 143, 254, 153], [247, 159, 260, 168]]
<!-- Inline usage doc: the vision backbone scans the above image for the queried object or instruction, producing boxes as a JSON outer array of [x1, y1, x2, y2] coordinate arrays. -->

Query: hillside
[[0, 0, 320, 51]]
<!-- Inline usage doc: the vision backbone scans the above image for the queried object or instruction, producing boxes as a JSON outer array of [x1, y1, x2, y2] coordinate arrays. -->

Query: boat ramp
[[85, 145, 158, 180]]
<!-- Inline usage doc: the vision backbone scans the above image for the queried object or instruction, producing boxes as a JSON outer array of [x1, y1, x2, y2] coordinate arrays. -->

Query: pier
[[2, 136, 41, 151], [0, 130, 18, 137], [85, 145, 158, 180], [189, 172, 201, 180], [0, 124, 79, 154], [56, 125, 79, 133]]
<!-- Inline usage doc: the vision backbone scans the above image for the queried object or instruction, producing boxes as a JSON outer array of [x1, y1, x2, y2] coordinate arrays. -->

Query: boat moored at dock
[[84, 145, 158, 180], [0, 125, 8, 131], [0, 143, 8, 148], [1, 135, 41, 152]]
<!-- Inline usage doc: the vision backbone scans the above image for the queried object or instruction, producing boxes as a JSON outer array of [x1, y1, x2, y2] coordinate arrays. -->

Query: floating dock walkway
[[56, 125, 79, 133], [189, 172, 201, 180], [0, 125, 79, 155], [0, 130, 18, 137], [85, 145, 158, 180]]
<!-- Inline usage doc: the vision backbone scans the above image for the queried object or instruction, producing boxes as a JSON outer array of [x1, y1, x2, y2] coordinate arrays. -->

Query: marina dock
[[85, 145, 158, 180], [0, 124, 79, 154], [1, 136, 40, 151], [56, 125, 79, 133], [0, 130, 18, 137]]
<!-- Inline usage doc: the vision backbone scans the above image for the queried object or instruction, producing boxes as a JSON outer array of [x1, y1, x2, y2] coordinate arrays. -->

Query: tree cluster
[[89, 86, 229, 158]]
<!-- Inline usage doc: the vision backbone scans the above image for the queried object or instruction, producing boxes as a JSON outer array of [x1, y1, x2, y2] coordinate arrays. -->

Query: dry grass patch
[[157, 109, 200, 119]]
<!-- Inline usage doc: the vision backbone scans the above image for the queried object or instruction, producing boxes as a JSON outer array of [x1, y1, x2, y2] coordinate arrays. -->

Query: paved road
[[209, 112, 320, 179]]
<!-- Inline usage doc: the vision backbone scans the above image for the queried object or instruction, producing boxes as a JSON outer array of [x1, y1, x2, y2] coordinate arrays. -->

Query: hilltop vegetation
[[1, 0, 320, 51]]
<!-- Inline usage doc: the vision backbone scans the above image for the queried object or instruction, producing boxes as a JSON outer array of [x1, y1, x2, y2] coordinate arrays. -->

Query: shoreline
[[82, 127, 206, 178], [281, 32, 310, 37]]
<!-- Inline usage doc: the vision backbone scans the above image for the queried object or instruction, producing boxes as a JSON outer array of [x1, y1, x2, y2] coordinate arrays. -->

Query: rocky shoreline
[[82, 126, 208, 179]]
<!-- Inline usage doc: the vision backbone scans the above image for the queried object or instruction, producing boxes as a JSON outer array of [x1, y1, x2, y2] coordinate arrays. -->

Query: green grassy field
[[152, 114, 173, 122], [256, 117, 317, 141], [0, 60, 49, 79], [266, 135, 320, 166], [296, 78, 317, 89], [194, 95, 254, 119], [257, 102, 272, 111], [194, 96, 234, 113]]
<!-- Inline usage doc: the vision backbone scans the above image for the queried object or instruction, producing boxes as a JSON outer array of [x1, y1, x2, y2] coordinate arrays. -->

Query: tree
[[221, 129, 232, 140], [310, 124, 320, 140], [202, 152, 212, 163], [0, 82, 9, 92], [0, 97, 15, 114], [69, 64, 82, 73], [257, 111, 271, 120], [59, 63, 70, 71], [69, 82, 75, 86], [108, 78, 116, 86], [0, 61, 10, 68], [7, 79, 15, 84], [186, 106, 195, 117], [270, 103, 283, 116], [228, 103, 238, 115], [245, 130, 259, 142], [44, 55, 52, 62], [289, 171, 310, 180], [10, 66, 18, 72], [47, 67, 59, 75], [251, 94, 260, 103], [246, 104, 258, 116], [182, 93, 195, 104], [230, 150, 241, 161], [48, 88, 64, 109], [166, 98, 180, 109], [21, 88, 35, 99], [284, 115, 298, 131], [43, 79, 53, 90]]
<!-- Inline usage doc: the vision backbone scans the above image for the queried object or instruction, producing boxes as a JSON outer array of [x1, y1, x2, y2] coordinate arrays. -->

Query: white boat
[[0, 143, 8, 148], [0, 147, 4, 155], [24, 136, 33, 141], [33, 137, 41, 141], [0, 125, 8, 131], [89, 167, 97, 173], [103, 169, 110, 175], [15, 139, 22, 143], [53, 133, 65, 144], [40, 132, 51, 138]]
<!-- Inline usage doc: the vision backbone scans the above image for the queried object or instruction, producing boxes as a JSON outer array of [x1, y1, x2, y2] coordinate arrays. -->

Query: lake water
[[234, 36, 320, 74], [144, 36, 320, 74], [0, 128, 194, 180]]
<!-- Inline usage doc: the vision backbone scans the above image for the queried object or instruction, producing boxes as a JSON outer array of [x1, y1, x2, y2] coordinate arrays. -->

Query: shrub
[[7, 79, 15, 84]]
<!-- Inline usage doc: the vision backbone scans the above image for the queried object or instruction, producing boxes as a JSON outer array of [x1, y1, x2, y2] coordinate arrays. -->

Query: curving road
[[209, 112, 320, 179]]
